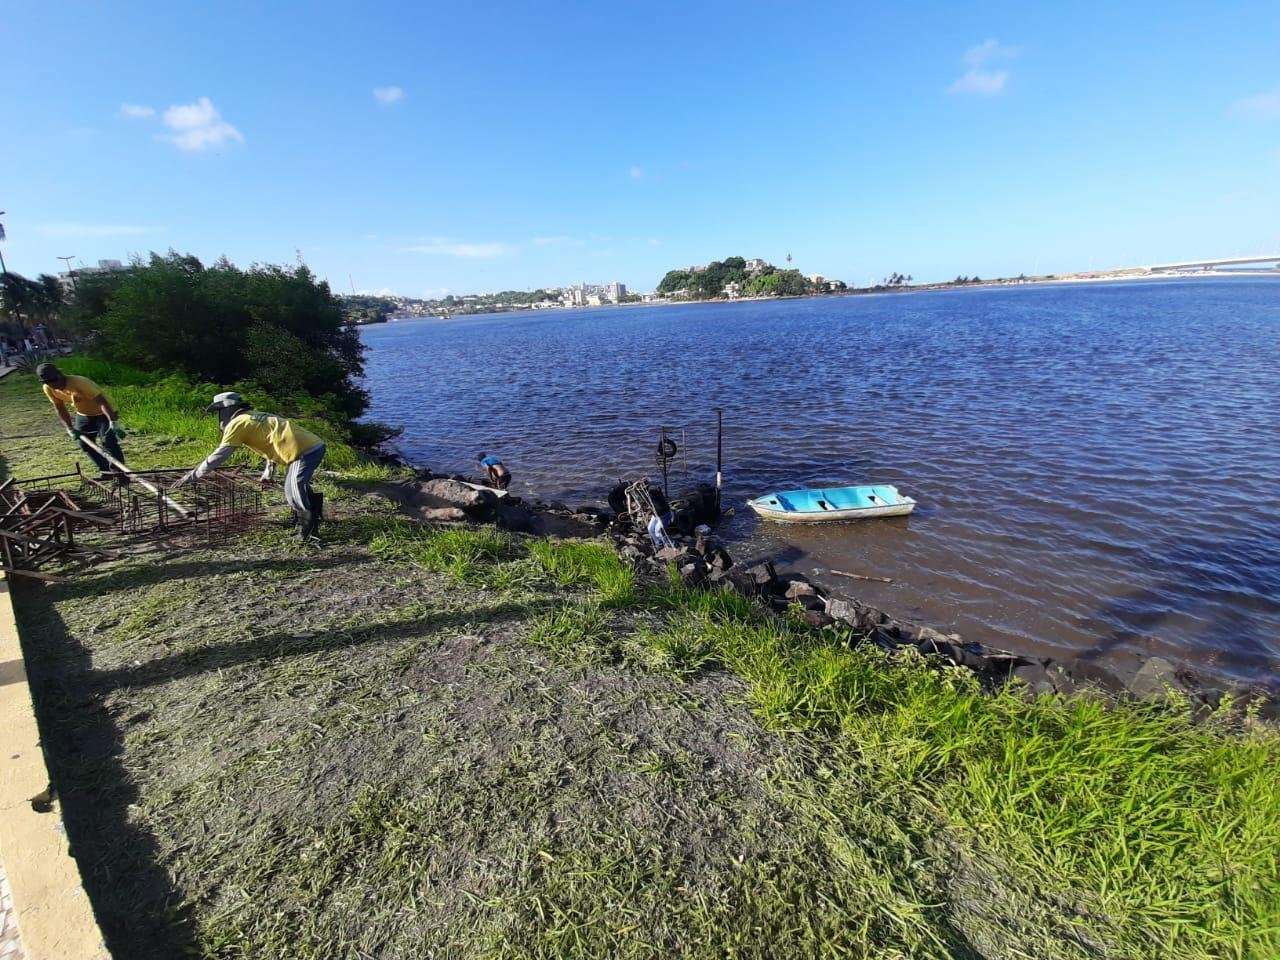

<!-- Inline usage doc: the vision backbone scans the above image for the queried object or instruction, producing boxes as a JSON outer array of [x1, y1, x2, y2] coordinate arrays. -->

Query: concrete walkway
[[0, 578, 110, 959], [1, 862, 24, 960]]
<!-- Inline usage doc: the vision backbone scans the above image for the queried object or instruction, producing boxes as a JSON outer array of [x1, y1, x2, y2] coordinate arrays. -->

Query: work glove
[[109, 421, 127, 440], [169, 471, 194, 492], [67, 427, 82, 441]]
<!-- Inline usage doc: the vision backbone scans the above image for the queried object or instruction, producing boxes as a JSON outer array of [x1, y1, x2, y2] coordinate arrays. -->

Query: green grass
[[9, 356, 401, 479], [6, 367, 1278, 959], [528, 539, 637, 607], [370, 522, 521, 586]]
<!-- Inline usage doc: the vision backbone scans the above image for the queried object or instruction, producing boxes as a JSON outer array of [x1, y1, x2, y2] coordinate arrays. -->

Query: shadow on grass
[[13, 578, 563, 958], [96, 595, 560, 691], [14, 586, 194, 959], [48, 549, 376, 602]]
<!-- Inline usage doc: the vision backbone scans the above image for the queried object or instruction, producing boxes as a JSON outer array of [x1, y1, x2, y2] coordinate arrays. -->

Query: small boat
[[747, 484, 916, 523]]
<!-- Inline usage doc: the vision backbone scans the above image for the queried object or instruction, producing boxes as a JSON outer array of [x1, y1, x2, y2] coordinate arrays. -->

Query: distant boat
[[747, 484, 916, 522]]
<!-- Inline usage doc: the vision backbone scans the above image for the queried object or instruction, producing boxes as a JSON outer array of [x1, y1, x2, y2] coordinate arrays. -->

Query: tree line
[[1, 252, 371, 428], [656, 257, 834, 300]]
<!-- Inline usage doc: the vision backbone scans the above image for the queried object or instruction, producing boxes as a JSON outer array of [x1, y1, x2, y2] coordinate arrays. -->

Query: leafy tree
[[84, 251, 368, 422], [774, 269, 810, 296], [657, 270, 692, 294]]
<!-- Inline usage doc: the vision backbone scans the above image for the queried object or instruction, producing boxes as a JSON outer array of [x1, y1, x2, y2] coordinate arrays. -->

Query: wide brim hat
[[204, 391, 246, 413]]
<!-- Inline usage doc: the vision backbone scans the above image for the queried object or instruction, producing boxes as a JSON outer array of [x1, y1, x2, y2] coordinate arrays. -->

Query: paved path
[[0, 862, 24, 960]]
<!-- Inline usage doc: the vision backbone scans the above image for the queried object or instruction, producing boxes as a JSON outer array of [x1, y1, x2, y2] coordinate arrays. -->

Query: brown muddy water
[[361, 278, 1280, 693]]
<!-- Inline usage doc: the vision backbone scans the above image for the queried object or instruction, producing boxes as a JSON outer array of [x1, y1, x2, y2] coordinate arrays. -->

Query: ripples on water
[[362, 279, 1280, 692]]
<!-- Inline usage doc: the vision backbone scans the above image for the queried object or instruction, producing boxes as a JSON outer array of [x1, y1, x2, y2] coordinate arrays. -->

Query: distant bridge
[[1144, 255, 1280, 273]]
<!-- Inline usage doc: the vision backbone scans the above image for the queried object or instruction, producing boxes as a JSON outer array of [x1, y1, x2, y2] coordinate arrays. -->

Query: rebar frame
[[1, 466, 265, 579]]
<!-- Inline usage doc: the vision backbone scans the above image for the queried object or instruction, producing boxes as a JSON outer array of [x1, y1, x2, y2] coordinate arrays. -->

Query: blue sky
[[3, 1, 1279, 296]]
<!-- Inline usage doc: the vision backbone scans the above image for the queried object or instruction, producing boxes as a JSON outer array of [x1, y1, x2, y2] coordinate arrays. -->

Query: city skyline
[[3, 1, 1279, 297]]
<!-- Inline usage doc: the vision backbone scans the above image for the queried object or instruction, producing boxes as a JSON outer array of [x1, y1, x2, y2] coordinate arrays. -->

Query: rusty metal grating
[[1, 466, 265, 580]]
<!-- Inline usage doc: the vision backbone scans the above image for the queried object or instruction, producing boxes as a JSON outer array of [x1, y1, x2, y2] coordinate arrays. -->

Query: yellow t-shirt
[[220, 411, 323, 465], [42, 375, 109, 417]]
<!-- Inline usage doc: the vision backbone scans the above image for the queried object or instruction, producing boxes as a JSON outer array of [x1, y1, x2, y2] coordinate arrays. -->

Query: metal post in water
[[659, 425, 670, 499], [714, 407, 724, 510]]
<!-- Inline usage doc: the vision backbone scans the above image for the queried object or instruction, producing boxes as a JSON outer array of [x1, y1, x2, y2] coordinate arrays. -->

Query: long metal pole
[[659, 426, 669, 499], [715, 407, 723, 509], [79, 436, 193, 516]]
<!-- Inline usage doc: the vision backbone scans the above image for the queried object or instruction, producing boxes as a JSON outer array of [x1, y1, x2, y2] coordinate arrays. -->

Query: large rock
[[1128, 657, 1185, 700], [743, 561, 778, 588], [783, 577, 819, 600], [802, 610, 837, 629], [419, 478, 498, 515], [679, 560, 708, 588], [419, 506, 468, 522], [825, 597, 861, 625], [495, 501, 536, 533]]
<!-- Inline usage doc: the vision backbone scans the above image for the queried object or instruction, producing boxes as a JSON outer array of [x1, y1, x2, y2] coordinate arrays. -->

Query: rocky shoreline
[[363, 465, 1272, 720]]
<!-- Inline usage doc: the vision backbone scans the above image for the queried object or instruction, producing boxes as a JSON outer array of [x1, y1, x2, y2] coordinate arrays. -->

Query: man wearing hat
[[36, 362, 128, 478], [173, 392, 327, 540]]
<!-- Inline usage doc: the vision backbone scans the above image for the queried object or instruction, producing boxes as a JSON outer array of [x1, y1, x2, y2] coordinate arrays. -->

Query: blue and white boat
[[747, 484, 916, 523]]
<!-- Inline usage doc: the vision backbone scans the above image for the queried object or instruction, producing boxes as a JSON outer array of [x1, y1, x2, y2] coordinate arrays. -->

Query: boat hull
[[747, 484, 916, 523]]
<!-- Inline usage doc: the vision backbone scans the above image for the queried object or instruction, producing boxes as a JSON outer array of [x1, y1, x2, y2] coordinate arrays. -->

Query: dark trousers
[[74, 414, 125, 473]]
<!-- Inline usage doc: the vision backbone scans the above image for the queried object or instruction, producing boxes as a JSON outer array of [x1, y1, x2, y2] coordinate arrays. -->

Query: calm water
[[361, 279, 1280, 692]]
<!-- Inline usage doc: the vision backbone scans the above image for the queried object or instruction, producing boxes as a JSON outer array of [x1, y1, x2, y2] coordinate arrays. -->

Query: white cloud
[[354, 287, 397, 297], [963, 39, 1016, 67], [629, 166, 644, 178], [950, 38, 1016, 96], [160, 97, 244, 151], [647, 238, 662, 247], [374, 86, 405, 105], [950, 70, 1008, 95], [1231, 88, 1280, 120], [402, 238, 510, 258], [120, 103, 156, 119], [37, 223, 166, 238], [531, 235, 583, 246]]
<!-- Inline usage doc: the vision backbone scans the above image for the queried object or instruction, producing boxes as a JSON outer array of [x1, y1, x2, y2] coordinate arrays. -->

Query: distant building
[[745, 258, 769, 274], [606, 281, 626, 302], [723, 281, 741, 299], [586, 294, 603, 306], [57, 258, 129, 293]]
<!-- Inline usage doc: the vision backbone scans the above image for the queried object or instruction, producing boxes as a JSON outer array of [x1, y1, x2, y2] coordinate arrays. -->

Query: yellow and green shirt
[[193, 411, 324, 478], [42, 374, 110, 417]]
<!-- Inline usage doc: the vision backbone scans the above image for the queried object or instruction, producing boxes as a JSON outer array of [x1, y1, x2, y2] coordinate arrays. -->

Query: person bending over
[[37, 362, 128, 480], [173, 392, 327, 541], [477, 452, 511, 491]]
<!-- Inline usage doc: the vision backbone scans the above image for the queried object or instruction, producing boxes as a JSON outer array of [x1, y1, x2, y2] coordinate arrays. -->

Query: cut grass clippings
[[3, 371, 1278, 960]]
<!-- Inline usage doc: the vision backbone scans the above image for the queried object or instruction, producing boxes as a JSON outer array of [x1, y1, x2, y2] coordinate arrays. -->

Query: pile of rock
[[604, 519, 1256, 710]]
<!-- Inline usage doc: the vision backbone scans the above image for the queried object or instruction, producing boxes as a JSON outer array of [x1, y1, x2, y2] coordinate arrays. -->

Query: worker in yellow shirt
[[36, 362, 129, 479], [172, 392, 327, 541]]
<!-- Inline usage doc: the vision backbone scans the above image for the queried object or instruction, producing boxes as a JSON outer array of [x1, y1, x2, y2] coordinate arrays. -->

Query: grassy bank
[[7, 356, 394, 479], [2, 370, 1278, 959]]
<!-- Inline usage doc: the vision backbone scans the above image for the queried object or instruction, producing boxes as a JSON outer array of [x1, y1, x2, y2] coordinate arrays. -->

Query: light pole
[[0, 211, 8, 275], [57, 255, 78, 291]]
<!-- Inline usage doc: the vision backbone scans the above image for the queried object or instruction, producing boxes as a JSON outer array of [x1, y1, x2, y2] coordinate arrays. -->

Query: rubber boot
[[295, 492, 323, 542], [292, 508, 317, 541]]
